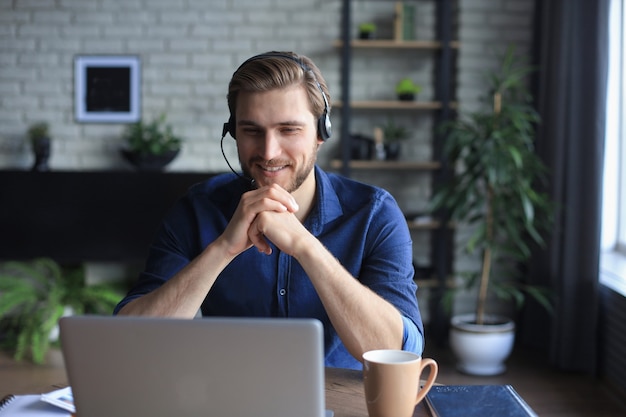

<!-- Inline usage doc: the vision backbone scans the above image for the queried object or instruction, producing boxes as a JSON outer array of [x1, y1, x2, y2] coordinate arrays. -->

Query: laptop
[[59, 315, 329, 417]]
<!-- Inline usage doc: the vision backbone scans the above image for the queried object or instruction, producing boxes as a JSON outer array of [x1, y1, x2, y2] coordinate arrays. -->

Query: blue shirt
[[115, 166, 424, 369]]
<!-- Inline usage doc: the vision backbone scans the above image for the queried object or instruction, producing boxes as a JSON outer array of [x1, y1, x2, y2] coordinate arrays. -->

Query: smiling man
[[114, 51, 425, 370]]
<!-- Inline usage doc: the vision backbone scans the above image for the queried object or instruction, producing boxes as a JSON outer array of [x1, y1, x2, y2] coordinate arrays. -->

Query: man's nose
[[258, 131, 282, 160]]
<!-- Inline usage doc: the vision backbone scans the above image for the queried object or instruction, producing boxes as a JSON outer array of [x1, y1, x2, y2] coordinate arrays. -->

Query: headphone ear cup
[[318, 112, 332, 141], [225, 115, 235, 139]]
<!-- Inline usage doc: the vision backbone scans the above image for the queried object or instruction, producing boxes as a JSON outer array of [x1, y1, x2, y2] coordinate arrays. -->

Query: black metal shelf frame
[[336, 0, 457, 343]]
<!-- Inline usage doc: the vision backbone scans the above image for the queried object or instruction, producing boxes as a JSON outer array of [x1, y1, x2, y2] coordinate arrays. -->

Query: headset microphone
[[220, 132, 256, 189]]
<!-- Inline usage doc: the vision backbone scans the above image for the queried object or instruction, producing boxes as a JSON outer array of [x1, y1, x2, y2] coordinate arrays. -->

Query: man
[[115, 51, 424, 370]]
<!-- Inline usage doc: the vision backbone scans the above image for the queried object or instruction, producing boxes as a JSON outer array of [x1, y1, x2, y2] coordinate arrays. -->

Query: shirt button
[[279, 289, 286, 296]]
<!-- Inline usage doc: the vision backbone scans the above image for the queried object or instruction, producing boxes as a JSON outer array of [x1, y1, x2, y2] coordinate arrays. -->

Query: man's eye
[[242, 128, 262, 136], [281, 127, 300, 135]]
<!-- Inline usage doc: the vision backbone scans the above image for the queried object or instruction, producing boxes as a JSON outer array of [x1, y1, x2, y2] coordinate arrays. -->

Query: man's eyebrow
[[237, 120, 306, 128], [277, 120, 307, 127], [237, 120, 261, 128]]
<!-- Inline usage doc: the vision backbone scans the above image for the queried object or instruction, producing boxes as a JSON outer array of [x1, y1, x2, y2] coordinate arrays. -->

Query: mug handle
[[414, 358, 438, 405]]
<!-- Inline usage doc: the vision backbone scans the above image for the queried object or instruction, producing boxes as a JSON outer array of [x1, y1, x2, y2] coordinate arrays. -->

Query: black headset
[[222, 52, 332, 142]]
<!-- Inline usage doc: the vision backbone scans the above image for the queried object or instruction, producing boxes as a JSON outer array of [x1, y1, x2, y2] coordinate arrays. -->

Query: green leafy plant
[[358, 22, 377, 34], [395, 78, 422, 96], [381, 118, 410, 142], [122, 114, 182, 155], [430, 46, 554, 325], [0, 258, 126, 364], [27, 122, 50, 144]]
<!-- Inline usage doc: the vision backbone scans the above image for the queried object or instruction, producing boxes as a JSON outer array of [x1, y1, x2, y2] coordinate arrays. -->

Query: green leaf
[[0, 258, 127, 363], [507, 146, 523, 168], [122, 114, 183, 155]]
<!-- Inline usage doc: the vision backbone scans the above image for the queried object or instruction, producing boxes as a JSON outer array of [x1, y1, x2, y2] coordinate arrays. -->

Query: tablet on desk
[[60, 316, 330, 417]]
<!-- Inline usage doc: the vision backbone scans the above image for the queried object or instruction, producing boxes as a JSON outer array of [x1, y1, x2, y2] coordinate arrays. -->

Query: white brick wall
[[457, 0, 535, 111], [0, 0, 535, 317], [0, 0, 342, 171], [0, 0, 533, 173]]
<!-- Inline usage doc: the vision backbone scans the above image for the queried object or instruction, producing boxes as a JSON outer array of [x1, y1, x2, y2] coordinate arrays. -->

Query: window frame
[[601, 0, 626, 296]]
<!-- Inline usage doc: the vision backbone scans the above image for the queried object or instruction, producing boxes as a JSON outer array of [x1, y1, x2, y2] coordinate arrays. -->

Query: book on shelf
[[425, 385, 538, 417], [394, 2, 416, 41], [394, 2, 403, 41], [402, 3, 416, 40]]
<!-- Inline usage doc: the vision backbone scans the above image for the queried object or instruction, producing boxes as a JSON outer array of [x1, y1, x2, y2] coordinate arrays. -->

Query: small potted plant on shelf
[[395, 78, 422, 101], [0, 258, 126, 364], [27, 121, 51, 171], [358, 22, 377, 39], [381, 118, 410, 160], [120, 113, 183, 171], [430, 46, 554, 375]]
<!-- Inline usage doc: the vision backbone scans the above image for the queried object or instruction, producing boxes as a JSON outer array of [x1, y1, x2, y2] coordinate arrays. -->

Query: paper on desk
[[0, 394, 71, 416], [40, 387, 75, 413]]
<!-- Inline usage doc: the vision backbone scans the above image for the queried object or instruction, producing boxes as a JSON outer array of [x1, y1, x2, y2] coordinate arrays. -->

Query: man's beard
[[240, 145, 317, 193]]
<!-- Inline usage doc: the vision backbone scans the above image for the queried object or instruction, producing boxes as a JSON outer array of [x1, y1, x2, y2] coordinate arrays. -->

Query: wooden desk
[[1, 351, 430, 417], [325, 367, 430, 417]]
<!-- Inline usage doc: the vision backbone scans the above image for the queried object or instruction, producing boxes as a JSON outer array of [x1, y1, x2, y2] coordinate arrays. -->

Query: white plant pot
[[449, 313, 515, 376]]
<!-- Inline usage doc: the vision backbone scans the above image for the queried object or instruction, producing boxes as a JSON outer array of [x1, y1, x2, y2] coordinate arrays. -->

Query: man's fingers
[[248, 221, 272, 255]]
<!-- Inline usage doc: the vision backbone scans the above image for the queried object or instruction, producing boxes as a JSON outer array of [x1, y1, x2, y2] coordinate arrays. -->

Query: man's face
[[234, 84, 323, 193]]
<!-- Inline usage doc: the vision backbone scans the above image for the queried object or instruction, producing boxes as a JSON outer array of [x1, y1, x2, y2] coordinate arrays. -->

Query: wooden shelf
[[333, 100, 446, 110], [415, 279, 439, 289], [332, 100, 457, 110], [333, 39, 460, 49], [407, 220, 441, 230], [407, 219, 455, 231], [415, 278, 456, 289], [330, 159, 441, 170]]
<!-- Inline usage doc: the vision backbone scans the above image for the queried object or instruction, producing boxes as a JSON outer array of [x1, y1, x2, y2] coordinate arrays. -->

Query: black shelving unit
[[336, 0, 457, 343]]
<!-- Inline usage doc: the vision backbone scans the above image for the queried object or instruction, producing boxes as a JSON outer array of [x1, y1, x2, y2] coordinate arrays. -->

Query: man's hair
[[227, 51, 331, 126]]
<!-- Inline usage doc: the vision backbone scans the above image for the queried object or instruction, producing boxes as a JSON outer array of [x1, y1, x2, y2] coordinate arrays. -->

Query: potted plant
[[381, 118, 410, 160], [430, 47, 554, 375], [395, 78, 422, 101], [27, 121, 51, 171], [120, 113, 183, 171], [0, 258, 126, 364], [358, 22, 377, 39]]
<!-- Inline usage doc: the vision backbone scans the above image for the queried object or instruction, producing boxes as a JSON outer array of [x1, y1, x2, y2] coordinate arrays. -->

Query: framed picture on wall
[[74, 55, 141, 123]]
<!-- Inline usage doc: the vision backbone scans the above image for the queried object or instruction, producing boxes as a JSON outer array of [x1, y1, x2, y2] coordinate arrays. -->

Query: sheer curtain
[[521, 0, 610, 373]]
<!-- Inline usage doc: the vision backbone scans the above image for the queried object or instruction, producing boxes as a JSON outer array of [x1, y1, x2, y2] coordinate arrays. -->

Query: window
[[601, 0, 626, 295]]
